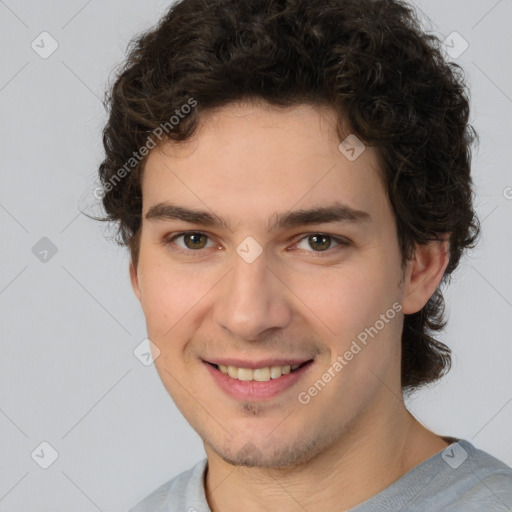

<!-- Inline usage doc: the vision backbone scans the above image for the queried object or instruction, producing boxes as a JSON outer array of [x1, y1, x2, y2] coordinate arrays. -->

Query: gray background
[[0, 1, 511, 511]]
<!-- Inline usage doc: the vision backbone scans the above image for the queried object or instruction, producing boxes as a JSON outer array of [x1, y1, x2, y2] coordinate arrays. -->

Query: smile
[[210, 362, 309, 382], [204, 359, 315, 401]]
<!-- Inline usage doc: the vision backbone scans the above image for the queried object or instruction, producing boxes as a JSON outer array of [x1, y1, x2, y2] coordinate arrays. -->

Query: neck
[[203, 396, 449, 511]]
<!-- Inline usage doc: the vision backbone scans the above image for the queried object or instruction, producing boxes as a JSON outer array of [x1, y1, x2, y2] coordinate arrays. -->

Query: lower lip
[[204, 361, 314, 401]]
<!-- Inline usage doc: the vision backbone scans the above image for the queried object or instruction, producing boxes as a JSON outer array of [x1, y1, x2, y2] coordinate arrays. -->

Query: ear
[[129, 261, 142, 302], [402, 236, 450, 315]]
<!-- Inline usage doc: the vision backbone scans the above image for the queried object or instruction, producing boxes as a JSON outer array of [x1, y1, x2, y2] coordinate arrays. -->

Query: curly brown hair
[[95, 0, 480, 391]]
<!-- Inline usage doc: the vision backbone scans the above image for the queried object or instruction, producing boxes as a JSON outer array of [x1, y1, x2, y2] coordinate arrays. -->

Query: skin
[[130, 100, 451, 511]]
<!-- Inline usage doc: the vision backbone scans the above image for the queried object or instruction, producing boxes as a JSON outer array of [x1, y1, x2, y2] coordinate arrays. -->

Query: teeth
[[270, 366, 283, 379], [216, 363, 304, 381], [238, 368, 253, 381], [253, 367, 270, 381]]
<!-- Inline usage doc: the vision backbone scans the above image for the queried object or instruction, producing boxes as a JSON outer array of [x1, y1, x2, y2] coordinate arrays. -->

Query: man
[[96, 0, 512, 510]]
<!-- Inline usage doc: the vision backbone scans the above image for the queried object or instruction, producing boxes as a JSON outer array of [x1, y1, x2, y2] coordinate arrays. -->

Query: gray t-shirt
[[127, 439, 512, 511]]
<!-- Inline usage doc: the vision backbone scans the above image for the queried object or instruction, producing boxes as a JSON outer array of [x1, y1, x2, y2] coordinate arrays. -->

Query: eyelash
[[162, 231, 350, 257]]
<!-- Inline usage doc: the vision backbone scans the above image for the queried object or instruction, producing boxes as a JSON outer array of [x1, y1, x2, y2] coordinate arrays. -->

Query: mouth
[[206, 360, 313, 382], [203, 358, 315, 401]]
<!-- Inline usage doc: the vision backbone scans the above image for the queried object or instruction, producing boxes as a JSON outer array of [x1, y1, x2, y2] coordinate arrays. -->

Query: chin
[[210, 433, 327, 469]]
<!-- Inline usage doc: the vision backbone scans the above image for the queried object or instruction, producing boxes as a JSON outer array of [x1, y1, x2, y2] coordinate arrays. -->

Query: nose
[[213, 246, 293, 341]]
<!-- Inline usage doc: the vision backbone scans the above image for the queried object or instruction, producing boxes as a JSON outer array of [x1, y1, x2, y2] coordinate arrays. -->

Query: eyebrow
[[145, 201, 371, 232]]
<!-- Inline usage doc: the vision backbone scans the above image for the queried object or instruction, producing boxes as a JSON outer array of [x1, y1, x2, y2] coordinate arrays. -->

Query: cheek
[[288, 261, 397, 343], [138, 256, 226, 355], [138, 261, 197, 342]]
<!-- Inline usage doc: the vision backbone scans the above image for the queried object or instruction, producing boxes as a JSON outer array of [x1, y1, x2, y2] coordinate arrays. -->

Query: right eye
[[164, 231, 217, 253]]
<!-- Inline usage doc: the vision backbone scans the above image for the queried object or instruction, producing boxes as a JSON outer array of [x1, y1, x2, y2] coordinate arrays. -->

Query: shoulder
[[439, 440, 512, 511], [126, 458, 209, 512], [350, 439, 512, 512]]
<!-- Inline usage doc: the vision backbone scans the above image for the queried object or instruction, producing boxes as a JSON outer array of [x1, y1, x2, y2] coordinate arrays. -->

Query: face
[[130, 101, 416, 468]]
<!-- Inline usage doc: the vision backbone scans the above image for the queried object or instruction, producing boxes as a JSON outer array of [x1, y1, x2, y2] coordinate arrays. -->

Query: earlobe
[[129, 261, 142, 301], [401, 237, 450, 315]]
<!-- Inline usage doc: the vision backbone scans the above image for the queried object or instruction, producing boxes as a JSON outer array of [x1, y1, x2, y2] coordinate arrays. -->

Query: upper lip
[[204, 358, 314, 369]]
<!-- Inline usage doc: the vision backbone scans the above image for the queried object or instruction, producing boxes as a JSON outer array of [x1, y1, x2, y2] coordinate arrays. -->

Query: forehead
[[141, 102, 389, 229]]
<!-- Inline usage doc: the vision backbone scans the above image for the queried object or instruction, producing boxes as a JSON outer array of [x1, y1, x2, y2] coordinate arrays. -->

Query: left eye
[[294, 234, 346, 252]]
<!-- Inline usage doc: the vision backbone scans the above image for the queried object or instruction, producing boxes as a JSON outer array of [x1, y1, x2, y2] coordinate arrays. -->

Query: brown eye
[[182, 233, 208, 249], [307, 234, 332, 251], [167, 232, 215, 252], [294, 233, 349, 254]]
